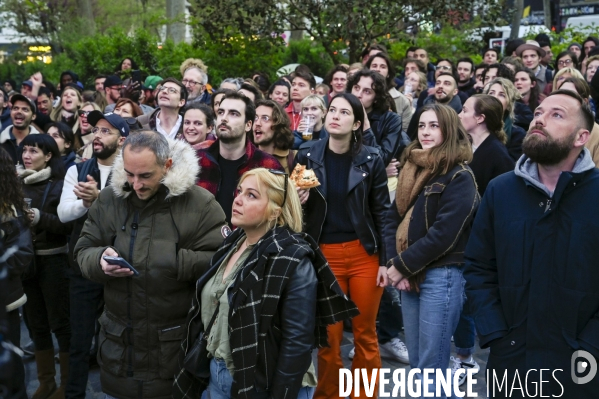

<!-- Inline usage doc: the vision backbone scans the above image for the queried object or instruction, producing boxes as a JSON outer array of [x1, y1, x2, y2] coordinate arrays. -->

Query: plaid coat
[[173, 226, 359, 399], [195, 139, 284, 195]]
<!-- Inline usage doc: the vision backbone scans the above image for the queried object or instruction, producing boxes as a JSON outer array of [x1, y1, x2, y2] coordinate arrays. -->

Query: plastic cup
[[24, 198, 32, 209], [301, 115, 315, 140]]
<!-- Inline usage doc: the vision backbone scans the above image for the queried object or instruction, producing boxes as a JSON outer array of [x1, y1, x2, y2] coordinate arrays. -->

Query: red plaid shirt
[[196, 139, 284, 195]]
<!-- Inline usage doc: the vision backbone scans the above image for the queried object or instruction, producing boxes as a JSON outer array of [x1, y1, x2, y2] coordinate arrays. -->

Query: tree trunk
[[77, 0, 95, 35], [510, 0, 524, 41], [543, 0, 552, 29], [166, 0, 186, 44]]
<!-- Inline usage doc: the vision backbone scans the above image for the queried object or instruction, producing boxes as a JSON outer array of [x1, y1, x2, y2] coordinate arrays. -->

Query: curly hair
[[346, 68, 394, 113], [0, 147, 29, 222], [254, 99, 293, 151], [180, 58, 208, 85]]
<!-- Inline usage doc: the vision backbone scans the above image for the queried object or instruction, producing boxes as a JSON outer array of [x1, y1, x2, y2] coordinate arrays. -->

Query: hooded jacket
[[0, 124, 41, 164], [464, 149, 599, 397], [75, 138, 227, 399]]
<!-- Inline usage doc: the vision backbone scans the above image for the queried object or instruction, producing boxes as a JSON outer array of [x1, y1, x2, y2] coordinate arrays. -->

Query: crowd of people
[[1, 32, 599, 399]]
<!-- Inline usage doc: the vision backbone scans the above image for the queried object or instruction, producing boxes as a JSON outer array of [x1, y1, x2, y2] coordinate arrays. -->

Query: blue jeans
[[401, 266, 465, 399], [206, 358, 315, 399], [377, 286, 403, 343], [452, 301, 475, 357]]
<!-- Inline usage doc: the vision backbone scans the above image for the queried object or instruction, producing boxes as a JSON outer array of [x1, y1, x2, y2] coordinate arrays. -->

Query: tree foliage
[[189, 0, 505, 63]]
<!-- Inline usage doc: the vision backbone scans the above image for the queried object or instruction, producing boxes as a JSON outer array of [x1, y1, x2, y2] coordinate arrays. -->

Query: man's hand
[[73, 175, 100, 208], [297, 187, 309, 205], [386, 159, 400, 178], [123, 81, 141, 100], [100, 248, 133, 277], [30, 72, 43, 88], [377, 266, 389, 287]]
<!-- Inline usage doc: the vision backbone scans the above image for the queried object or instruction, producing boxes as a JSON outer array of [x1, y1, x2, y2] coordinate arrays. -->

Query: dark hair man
[[252, 99, 294, 172], [94, 75, 107, 92], [285, 71, 316, 130], [456, 57, 476, 98], [104, 75, 123, 106], [196, 92, 283, 224], [465, 90, 599, 398], [0, 94, 39, 163], [57, 111, 129, 399], [414, 47, 436, 86], [137, 77, 187, 139], [75, 131, 226, 398]]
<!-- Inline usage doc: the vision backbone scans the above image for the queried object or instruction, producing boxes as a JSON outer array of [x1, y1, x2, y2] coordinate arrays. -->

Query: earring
[[353, 130, 357, 142]]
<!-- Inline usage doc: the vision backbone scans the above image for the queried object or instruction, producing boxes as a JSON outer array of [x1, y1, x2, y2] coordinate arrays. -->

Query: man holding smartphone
[[74, 130, 227, 399]]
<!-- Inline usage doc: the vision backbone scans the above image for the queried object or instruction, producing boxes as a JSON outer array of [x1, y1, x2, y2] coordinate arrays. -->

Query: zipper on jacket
[[126, 211, 139, 377], [315, 188, 327, 242], [544, 199, 552, 213], [362, 181, 378, 253]]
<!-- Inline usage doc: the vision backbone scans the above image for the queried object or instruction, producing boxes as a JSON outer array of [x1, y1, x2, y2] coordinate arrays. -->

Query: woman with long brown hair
[[385, 103, 479, 398]]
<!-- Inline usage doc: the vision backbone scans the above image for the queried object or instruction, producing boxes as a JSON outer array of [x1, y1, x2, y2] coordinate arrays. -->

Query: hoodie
[[514, 147, 596, 197]]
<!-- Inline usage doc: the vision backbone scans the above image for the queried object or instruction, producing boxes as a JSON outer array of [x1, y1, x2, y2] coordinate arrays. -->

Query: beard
[[435, 92, 452, 104], [217, 124, 246, 144], [93, 139, 119, 160], [522, 126, 576, 165]]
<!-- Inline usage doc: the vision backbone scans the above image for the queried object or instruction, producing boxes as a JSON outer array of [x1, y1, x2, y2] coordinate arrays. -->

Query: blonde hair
[[483, 77, 521, 120], [180, 58, 208, 85], [553, 67, 584, 89], [300, 94, 326, 115], [401, 71, 428, 97], [50, 87, 83, 131], [238, 168, 303, 233]]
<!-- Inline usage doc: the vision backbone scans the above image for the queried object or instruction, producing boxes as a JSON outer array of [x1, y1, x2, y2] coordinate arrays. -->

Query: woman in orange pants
[[295, 93, 390, 398]]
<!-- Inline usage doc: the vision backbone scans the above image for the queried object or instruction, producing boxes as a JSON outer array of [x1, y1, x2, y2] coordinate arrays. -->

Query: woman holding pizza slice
[[295, 92, 390, 399]]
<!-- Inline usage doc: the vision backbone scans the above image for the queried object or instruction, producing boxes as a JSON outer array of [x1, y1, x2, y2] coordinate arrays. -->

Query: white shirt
[[58, 162, 113, 223], [156, 114, 182, 139]]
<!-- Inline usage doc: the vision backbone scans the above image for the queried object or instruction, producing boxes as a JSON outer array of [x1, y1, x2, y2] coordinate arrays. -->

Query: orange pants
[[315, 240, 384, 399]]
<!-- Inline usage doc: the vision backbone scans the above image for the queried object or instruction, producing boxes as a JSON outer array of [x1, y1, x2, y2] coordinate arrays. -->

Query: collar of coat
[[222, 226, 358, 398], [110, 137, 199, 199], [17, 166, 51, 185]]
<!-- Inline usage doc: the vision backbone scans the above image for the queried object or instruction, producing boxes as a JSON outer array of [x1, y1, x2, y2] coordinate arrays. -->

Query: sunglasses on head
[[268, 169, 288, 206]]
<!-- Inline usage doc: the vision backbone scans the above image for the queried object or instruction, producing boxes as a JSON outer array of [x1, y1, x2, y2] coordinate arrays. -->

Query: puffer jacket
[[75, 138, 227, 399], [0, 207, 33, 312], [295, 139, 390, 264], [19, 167, 72, 255]]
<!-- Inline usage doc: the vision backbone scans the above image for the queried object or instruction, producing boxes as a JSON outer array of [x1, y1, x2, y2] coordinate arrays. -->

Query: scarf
[[17, 167, 52, 185], [395, 149, 435, 289]]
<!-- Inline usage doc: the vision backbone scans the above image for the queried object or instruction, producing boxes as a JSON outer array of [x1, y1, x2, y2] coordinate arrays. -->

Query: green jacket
[[75, 138, 226, 399]]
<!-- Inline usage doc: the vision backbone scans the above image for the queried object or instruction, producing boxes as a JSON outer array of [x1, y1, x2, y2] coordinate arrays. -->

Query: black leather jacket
[[295, 139, 390, 264], [364, 110, 402, 165], [182, 228, 317, 398]]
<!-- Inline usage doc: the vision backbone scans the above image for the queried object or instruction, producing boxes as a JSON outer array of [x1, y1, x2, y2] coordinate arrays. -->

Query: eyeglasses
[[157, 86, 180, 94], [558, 59, 573, 66], [91, 127, 116, 136], [108, 86, 122, 90], [254, 115, 271, 123], [182, 79, 202, 87], [78, 110, 90, 117], [438, 65, 452, 71], [268, 169, 288, 206]]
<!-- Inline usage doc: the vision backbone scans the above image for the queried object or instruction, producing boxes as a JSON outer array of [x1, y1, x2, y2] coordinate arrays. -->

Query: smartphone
[[102, 256, 140, 276], [131, 70, 142, 86]]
